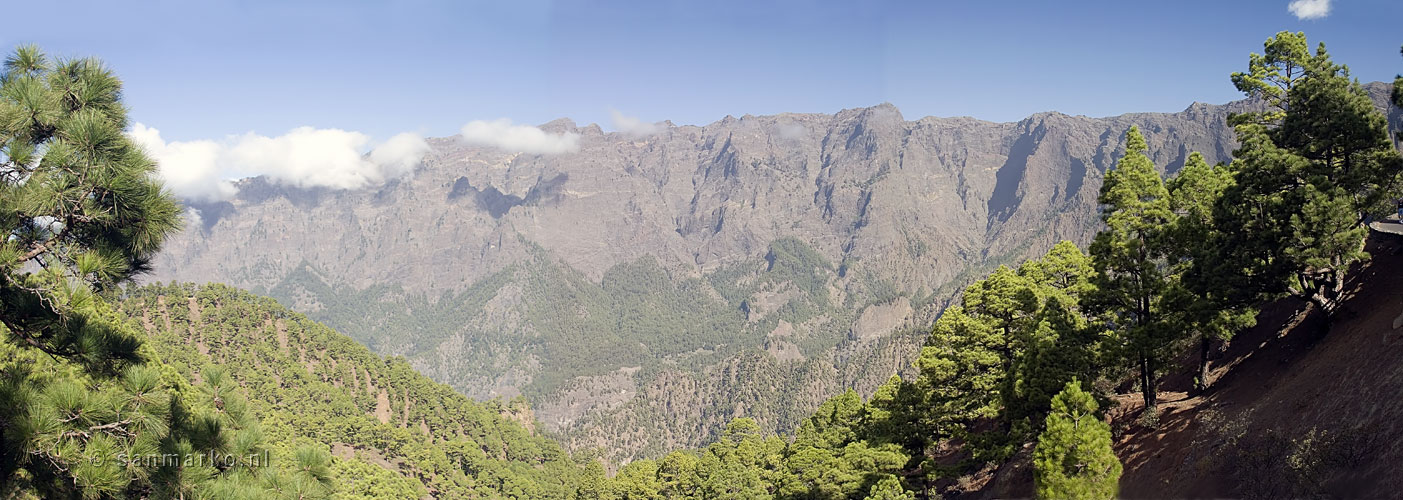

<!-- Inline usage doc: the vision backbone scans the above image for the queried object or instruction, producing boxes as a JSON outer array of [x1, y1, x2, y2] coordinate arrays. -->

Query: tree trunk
[[1140, 353, 1158, 411], [1301, 269, 1345, 321], [1325, 269, 1345, 320], [1307, 291, 1337, 320], [1197, 336, 1211, 393]]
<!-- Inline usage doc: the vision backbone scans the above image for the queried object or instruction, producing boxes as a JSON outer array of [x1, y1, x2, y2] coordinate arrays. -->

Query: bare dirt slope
[[1113, 232, 1403, 498]]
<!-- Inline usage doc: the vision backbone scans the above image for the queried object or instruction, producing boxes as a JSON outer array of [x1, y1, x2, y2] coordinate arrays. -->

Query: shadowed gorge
[[988, 121, 1045, 224]]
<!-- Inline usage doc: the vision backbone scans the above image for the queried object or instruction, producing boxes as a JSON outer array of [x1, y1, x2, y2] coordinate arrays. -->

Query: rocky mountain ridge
[[148, 82, 1400, 462]]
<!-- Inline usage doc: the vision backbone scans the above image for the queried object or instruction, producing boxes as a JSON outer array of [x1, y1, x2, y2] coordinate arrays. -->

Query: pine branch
[[18, 239, 52, 262], [89, 419, 134, 433], [2, 320, 71, 359]]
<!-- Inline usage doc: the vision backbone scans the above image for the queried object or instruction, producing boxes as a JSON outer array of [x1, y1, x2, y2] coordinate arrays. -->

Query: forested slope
[[115, 283, 596, 499]]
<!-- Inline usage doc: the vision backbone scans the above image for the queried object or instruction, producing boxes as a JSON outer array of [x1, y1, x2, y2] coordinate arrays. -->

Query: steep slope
[[146, 84, 1402, 462], [115, 283, 593, 499], [968, 232, 1403, 498], [1113, 233, 1403, 498]]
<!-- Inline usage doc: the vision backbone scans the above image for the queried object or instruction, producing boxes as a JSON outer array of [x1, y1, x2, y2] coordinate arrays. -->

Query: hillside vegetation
[[270, 236, 932, 462], [117, 283, 594, 499]]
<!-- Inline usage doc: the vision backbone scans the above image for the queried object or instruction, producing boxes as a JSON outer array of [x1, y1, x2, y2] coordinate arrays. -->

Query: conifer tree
[[0, 45, 324, 499], [922, 266, 1038, 424], [0, 45, 180, 366], [1010, 241, 1102, 425], [786, 390, 906, 499], [1088, 126, 1179, 415], [0, 43, 184, 496], [912, 242, 1103, 476], [1010, 294, 1101, 425], [917, 265, 1036, 465], [863, 475, 915, 500], [1167, 153, 1256, 391], [1216, 32, 1403, 318], [692, 418, 792, 499], [574, 460, 617, 500], [614, 458, 662, 499], [1395, 45, 1402, 109], [862, 374, 928, 465], [657, 450, 704, 498], [1032, 380, 1120, 500]]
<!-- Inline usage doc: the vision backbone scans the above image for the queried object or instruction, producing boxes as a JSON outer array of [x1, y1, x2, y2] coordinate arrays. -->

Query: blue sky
[[5, 0, 1399, 142]]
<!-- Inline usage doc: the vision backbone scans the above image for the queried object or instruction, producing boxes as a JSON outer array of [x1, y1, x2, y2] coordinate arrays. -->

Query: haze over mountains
[[147, 83, 1402, 462]]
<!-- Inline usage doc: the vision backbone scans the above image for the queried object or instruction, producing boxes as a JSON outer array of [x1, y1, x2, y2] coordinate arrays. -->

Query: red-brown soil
[[976, 233, 1403, 499], [1116, 233, 1403, 498]]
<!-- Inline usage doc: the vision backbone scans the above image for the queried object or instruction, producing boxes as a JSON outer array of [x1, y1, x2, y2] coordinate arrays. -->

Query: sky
[[3, 0, 1400, 200]]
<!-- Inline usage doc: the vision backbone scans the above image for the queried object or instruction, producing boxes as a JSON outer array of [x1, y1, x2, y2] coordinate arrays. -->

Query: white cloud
[[184, 207, 204, 230], [224, 127, 429, 191], [370, 132, 432, 179], [775, 123, 807, 141], [128, 124, 429, 201], [609, 109, 663, 136], [459, 119, 580, 154], [128, 124, 237, 201], [1288, 0, 1330, 19]]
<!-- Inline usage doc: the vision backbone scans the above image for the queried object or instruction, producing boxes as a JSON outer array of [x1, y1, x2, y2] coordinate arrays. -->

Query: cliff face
[[149, 84, 1400, 462]]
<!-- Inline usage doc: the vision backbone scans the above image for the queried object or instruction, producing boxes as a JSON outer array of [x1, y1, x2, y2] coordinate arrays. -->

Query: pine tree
[[1217, 32, 1403, 318], [862, 475, 915, 500], [0, 45, 324, 499], [917, 266, 1036, 465], [1088, 126, 1180, 416], [694, 418, 791, 499], [1032, 381, 1121, 500], [792, 390, 864, 451], [657, 450, 703, 498], [921, 266, 1038, 425], [1010, 241, 1102, 425], [0, 45, 181, 365], [1167, 153, 1256, 391], [785, 390, 907, 499], [574, 460, 617, 500], [1394, 45, 1402, 109], [0, 43, 183, 496], [1011, 294, 1101, 426], [614, 458, 662, 499], [862, 374, 927, 466], [912, 242, 1104, 476]]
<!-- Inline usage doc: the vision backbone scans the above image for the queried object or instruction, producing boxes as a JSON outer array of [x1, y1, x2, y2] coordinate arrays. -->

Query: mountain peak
[[540, 117, 578, 133]]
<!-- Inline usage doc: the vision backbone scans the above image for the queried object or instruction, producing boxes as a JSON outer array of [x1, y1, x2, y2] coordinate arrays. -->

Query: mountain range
[[147, 82, 1402, 463]]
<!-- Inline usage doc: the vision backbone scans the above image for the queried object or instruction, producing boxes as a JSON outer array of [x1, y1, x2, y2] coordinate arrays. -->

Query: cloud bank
[[128, 124, 430, 201], [609, 110, 663, 136], [1288, 0, 1330, 19], [460, 119, 580, 154], [133, 116, 586, 202]]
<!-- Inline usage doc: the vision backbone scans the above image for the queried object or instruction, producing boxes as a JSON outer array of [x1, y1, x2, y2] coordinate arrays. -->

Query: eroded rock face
[[149, 84, 1401, 462]]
